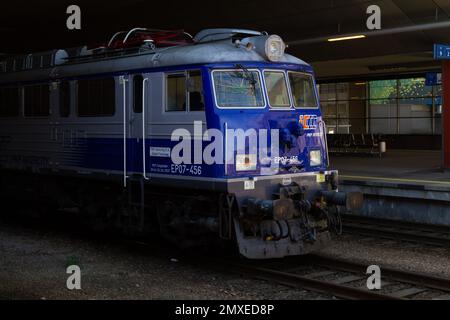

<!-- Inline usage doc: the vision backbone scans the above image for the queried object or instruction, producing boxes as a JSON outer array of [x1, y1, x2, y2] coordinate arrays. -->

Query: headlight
[[309, 150, 322, 167], [265, 35, 285, 62], [243, 34, 286, 62], [236, 154, 257, 171]]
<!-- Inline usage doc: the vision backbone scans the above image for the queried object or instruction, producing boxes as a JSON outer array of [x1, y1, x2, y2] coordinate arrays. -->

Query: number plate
[[244, 180, 255, 190], [316, 173, 325, 183]]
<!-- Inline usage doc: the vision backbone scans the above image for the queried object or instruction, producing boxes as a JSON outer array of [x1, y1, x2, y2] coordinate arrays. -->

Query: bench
[[327, 134, 386, 157]]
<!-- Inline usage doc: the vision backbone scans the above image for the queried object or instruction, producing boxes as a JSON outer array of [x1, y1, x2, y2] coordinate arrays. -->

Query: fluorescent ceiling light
[[327, 35, 366, 42]]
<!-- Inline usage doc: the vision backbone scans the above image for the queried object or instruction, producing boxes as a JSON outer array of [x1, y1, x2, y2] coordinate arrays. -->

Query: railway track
[[219, 254, 450, 300], [341, 214, 450, 247], [127, 223, 450, 300], [4, 214, 450, 300]]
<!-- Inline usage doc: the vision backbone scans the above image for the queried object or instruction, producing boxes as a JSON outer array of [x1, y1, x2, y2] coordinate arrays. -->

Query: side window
[[59, 81, 70, 117], [0, 86, 20, 117], [133, 75, 143, 113], [78, 78, 115, 117], [187, 70, 205, 111], [166, 73, 186, 112], [24, 84, 50, 117]]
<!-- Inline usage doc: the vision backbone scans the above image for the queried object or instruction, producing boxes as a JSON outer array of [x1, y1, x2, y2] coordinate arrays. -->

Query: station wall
[[318, 76, 442, 136]]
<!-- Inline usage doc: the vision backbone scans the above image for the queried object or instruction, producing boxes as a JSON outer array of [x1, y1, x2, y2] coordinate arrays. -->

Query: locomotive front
[[202, 33, 363, 259]]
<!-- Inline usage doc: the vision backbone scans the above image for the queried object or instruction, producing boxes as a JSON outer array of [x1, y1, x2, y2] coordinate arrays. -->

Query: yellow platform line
[[341, 174, 450, 186]]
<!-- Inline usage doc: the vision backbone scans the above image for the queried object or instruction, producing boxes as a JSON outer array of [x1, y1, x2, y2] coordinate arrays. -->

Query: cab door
[[127, 74, 147, 177]]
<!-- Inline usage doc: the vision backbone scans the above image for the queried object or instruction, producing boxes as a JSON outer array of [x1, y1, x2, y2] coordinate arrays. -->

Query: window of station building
[[336, 83, 349, 101], [369, 79, 397, 100], [398, 78, 433, 134], [166, 71, 205, 112], [368, 80, 399, 134], [133, 75, 143, 113], [77, 78, 115, 117], [399, 78, 431, 98], [59, 81, 71, 117], [318, 82, 367, 134], [24, 84, 50, 117], [320, 78, 442, 135], [318, 83, 337, 101], [369, 98, 398, 134], [264, 71, 290, 108], [0, 86, 20, 117]]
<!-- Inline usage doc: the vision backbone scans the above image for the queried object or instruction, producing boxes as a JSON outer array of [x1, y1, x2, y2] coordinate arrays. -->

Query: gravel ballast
[[1, 223, 449, 300]]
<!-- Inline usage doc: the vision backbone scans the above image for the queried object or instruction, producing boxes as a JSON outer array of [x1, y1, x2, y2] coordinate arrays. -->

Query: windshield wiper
[[235, 63, 256, 89]]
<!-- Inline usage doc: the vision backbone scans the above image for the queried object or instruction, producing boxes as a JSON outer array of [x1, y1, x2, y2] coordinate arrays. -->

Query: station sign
[[425, 72, 442, 86], [433, 44, 450, 60]]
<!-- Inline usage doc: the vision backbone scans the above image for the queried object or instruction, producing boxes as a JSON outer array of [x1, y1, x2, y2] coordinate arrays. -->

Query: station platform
[[330, 150, 450, 226]]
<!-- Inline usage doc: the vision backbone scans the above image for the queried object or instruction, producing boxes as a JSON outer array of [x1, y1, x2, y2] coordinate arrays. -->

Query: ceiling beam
[[288, 19, 450, 46]]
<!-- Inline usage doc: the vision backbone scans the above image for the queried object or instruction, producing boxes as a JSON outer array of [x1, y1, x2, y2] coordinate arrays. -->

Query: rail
[[215, 254, 450, 300]]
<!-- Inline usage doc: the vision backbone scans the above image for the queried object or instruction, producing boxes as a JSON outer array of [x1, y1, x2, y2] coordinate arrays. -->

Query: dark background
[[2, 0, 450, 78]]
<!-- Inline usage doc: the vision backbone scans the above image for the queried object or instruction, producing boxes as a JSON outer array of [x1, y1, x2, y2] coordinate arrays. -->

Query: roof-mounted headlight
[[265, 35, 285, 62], [240, 34, 286, 62]]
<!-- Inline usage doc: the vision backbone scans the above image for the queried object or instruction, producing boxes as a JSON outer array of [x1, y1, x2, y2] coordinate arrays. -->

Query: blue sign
[[434, 44, 450, 60], [425, 72, 442, 86]]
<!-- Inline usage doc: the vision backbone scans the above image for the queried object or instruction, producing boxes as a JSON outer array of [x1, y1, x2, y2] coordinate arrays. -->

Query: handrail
[[122, 76, 128, 187], [123, 28, 148, 44], [107, 30, 126, 47], [319, 120, 330, 168], [224, 122, 228, 176], [142, 77, 149, 180]]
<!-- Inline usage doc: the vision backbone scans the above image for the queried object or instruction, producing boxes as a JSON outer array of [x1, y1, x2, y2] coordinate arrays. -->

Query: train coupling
[[320, 190, 364, 210]]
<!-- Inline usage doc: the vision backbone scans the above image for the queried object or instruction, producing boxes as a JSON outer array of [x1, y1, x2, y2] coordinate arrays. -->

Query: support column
[[442, 61, 450, 169]]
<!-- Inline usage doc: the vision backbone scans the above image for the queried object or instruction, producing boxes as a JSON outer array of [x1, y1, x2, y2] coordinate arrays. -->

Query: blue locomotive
[[0, 28, 361, 258]]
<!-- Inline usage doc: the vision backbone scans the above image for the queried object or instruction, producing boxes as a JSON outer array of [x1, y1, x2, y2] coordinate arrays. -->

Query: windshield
[[212, 70, 265, 108], [264, 71, 290, 108], [288, 72, 318, 108]]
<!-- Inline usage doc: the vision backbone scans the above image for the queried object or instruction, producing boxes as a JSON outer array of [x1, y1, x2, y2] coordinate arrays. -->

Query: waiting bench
[[327, 134, 386, 157]]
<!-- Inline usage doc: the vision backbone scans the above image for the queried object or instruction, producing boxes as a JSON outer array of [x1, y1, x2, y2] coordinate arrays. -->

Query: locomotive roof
[[0, 30, 310, 84]]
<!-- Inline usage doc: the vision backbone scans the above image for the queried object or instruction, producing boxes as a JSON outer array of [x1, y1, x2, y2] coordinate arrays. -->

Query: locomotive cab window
[[0, 86, 20, 117], [24, 84, 50, 117], [77, 77, 115, 117], [166, 73, 186, 112], [212, 70, 264, 108], [59, 81, 71, 117], [187, 70, 204, 111], [288, 72, 318, 108], [166, 71, 204, 112], [264, 71, 290, 108]]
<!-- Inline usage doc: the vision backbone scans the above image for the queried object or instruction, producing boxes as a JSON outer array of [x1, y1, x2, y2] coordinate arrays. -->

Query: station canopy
[[1, 0, 450, 78]]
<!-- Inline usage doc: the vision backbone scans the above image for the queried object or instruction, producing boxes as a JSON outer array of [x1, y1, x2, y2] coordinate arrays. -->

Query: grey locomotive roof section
[[0, 39, 309, 84]]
